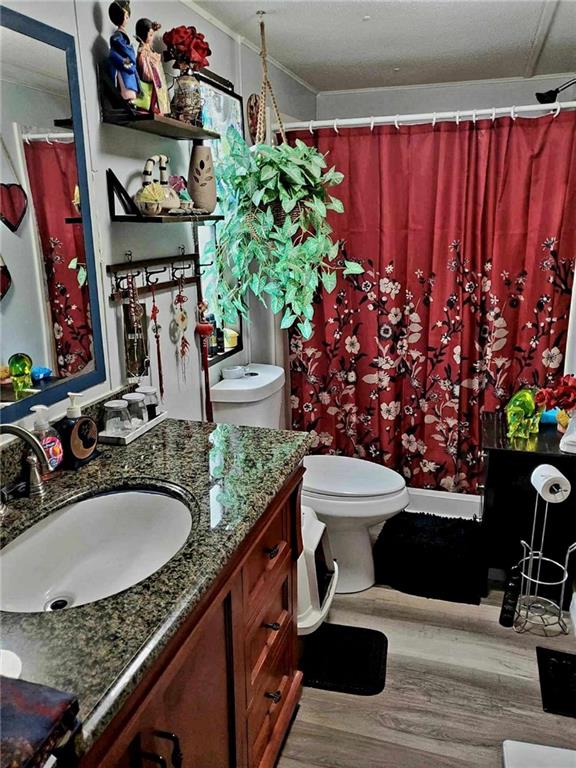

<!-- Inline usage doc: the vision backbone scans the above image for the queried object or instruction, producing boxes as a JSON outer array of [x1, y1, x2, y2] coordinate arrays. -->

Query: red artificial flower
[[536, 376, 576, 412], [162, 24, 211, 69]]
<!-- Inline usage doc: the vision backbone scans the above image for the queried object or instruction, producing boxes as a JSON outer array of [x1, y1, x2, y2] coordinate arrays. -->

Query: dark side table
[[481, 412, 576, 608]]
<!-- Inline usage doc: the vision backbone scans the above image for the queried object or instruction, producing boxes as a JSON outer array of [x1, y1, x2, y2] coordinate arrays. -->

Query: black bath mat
[[301, 622, 387, 696], [536, 646, 576, 718], [373, 511, 486, 605]]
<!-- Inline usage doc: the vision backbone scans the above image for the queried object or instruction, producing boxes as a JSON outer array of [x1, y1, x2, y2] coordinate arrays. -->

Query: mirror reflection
[[0, 26, 94, 407]]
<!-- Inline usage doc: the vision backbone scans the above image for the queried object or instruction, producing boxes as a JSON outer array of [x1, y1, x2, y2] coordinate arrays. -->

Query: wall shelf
[[106, 169, 222, 224], [102, 112, 220, 142], [110, 213, 223, 224], [98, 64, 220, 142]]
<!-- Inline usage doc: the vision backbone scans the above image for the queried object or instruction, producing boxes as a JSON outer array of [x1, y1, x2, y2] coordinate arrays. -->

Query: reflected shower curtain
[[24, 140, 93, 377], [289, 112, 576, 492]]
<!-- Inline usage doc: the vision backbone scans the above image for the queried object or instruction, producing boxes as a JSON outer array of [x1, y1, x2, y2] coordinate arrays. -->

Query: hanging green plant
[[204, 126, 363, 339]]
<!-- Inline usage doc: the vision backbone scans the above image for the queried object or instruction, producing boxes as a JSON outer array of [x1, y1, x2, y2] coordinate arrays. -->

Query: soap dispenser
[[30, 405, 64, 471], [54, 393, 99, 469]]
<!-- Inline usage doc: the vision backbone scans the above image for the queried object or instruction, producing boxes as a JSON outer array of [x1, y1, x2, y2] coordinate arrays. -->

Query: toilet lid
[[303, 455, 406, 498]]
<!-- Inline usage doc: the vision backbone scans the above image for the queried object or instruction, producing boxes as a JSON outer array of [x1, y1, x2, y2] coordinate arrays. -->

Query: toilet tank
[[210, 364, 285, 428]]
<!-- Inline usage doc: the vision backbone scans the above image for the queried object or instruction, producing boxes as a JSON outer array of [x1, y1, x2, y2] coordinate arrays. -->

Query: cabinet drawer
[[244, 504, 289, 617], [248, 634, 293, 768], [246, 564, 292, 697]]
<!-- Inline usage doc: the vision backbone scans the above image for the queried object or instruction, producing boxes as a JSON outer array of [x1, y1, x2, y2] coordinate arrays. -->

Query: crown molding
[[179, 0, 317, 94], [317, 72, 576, 98]]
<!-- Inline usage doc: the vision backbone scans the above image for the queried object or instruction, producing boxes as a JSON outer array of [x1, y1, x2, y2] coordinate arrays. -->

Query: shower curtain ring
[[553, 102, 561, 118], [432, 113, 437, 128], [455, 111, 460, 126], [472, 110, 477, 125], [491, 107, 496, 123], [394, 115, 400, 130], [511, 105, 517, 120], [309, 120, 314, 134], [333, 119, 339, 134], [370, 116, 375, 132]]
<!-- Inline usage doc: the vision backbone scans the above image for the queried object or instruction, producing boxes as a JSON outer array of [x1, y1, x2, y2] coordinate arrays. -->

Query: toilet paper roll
[[530, 464, 571, 503]]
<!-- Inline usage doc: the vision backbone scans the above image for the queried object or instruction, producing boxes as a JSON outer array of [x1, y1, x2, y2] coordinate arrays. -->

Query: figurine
[[133, 18, 170, 115], [107, 0, 139, 102]]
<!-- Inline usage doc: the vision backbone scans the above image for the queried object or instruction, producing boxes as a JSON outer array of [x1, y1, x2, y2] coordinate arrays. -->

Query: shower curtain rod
[[21, 131, 74, 141], [280, 100, 576, 133]]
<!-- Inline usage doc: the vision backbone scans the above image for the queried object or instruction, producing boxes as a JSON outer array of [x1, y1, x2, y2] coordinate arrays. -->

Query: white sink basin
[[0, 490, 193, 613]]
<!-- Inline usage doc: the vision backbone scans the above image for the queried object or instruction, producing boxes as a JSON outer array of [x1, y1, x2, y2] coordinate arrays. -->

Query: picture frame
[[196, 71, 245, 159]]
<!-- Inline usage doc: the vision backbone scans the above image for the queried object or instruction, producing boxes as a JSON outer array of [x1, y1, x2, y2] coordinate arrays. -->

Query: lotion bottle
[[30, 405, 64, 470], [55, 392, 98, 469]]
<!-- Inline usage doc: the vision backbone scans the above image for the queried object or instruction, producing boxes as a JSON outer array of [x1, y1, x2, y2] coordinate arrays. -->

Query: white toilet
[[302, 455, 410, 593], [211, 364, 285, 427], [210, 364, 340, 633]]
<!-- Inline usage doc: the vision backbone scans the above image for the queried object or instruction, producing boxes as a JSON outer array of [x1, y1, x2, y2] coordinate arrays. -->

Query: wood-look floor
[[279, 587, 576, 768]]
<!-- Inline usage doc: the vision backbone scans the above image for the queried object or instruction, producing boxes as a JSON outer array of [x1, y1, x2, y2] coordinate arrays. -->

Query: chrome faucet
[[0, 424, 53, 510]]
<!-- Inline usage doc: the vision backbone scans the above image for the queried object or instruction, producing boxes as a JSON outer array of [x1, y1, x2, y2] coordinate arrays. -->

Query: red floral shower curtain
[[24, 140, 93, 377], [289, 112, 576, 492]]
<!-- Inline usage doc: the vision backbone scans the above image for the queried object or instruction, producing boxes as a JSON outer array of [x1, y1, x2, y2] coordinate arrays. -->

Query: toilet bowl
[[302, 455, 409, 593]]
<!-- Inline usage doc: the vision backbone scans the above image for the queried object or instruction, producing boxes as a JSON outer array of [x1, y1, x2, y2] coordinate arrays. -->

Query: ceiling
[[196, 0, 576, 91], [0, 26, 69, 98]]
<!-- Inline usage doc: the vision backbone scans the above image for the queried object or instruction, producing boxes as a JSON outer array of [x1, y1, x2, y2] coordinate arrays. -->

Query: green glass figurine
[[505, 387, 542, 440], [8, 352, 33, 400]]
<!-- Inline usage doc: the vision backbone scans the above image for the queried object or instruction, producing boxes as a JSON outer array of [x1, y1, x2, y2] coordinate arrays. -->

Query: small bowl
[[222, 366, 246, 380]]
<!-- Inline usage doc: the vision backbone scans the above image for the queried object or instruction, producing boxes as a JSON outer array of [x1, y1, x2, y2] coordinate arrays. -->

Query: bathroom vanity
[[0, 419, 310, 768]]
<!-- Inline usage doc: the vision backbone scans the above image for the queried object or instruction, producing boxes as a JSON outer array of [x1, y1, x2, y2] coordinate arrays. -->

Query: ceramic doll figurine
[[133, 18, 170, 115], [107, 0, 140, 102]]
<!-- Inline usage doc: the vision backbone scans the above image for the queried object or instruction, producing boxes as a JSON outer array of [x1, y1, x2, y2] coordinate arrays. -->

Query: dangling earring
[[149, 280, 164, 399]]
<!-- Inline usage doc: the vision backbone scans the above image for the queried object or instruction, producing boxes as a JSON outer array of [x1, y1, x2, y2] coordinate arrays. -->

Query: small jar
[[135, 385, 159, 420], [122, 392, 147, 428], [104, 400, 131, 435]]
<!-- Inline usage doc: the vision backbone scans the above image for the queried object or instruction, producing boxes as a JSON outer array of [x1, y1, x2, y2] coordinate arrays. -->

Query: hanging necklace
[[174, 272, 190, 379], [149, 279, 164, 399]]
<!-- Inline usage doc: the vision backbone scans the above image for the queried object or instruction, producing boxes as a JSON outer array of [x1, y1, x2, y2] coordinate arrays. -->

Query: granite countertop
[[0, 419, 310, 757], [482, 411, 567, 455]]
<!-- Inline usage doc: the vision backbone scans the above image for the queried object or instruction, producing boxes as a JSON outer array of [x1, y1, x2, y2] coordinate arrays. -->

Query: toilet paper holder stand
[[514, 487, 575, 636]]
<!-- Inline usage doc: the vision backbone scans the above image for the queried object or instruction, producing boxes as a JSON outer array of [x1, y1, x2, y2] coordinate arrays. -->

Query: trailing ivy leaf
[[302, 303, 314, 320], [251, 188, 265, 207], [343, 260, 364, 275], [280, 309, 297, 329], [321, 270, 337, 293], [297, 319, 313, 339], [260, 165, 277, 182], [327, 196, 344, 213], [271, 295, 284, 314]]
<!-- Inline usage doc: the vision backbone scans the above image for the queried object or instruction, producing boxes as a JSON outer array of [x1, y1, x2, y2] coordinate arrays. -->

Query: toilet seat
[[303, 455, 406, 498]]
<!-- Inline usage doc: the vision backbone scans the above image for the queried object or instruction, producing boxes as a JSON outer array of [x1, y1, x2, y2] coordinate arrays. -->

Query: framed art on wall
[[197, 72, 244, 160]]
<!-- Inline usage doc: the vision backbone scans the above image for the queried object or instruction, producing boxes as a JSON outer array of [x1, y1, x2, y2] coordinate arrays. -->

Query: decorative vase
[[559, 411, 576, 453], [170, 71, 203, 125], [188, 145, 217, 213]]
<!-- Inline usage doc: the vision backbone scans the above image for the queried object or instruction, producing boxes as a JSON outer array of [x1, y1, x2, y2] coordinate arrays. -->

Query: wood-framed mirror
[[0, 5, 106, 422]]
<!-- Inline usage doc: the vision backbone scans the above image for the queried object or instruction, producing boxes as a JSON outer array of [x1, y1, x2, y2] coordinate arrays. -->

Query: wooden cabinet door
[[95, 588, 243, 768]]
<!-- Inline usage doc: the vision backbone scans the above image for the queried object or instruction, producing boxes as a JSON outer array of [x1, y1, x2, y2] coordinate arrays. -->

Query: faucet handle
[[26, 453, 46, 498]]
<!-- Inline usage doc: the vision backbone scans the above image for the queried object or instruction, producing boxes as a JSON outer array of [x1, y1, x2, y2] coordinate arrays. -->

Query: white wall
[[317, 74, 576, 120], [1, 0, 315, 424]]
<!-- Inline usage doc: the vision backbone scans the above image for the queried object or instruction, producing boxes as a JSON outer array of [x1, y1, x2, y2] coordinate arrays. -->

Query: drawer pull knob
[[140, 753, 168, 768], [265, 690, 282, 704], [263, 621, 281, 631], [265, 543, 280, 559], [154, 731, 183, 768]]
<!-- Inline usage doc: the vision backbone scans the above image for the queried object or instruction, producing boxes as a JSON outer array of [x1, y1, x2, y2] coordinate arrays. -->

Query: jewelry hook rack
[[107, 252, 202, 301]]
